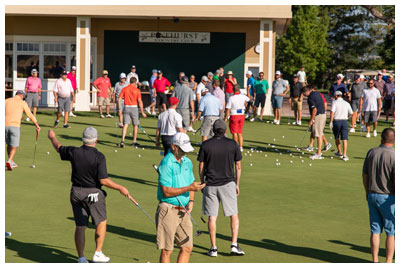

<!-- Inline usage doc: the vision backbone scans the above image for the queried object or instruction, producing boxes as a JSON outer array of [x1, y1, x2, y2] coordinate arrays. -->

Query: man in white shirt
[[156, 97, 185, 156], [126, 65, 140, 86], [53, 71, 75, 128], [196, 76, 208, 105], [360, 79, 382, 138], [329, 91, 353, 161], [297, 67, 307, 87], [224, 84, 249, 152]]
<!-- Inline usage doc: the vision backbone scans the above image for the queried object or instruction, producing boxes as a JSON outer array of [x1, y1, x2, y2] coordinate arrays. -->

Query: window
[[44, 55, 66, 79], [17, 55, 39, 78], [5, 42, 13, 52], [17, 42, 39, 52], [43, 43, 67, 53], [71, 44, 76, 53], [5, 54, 13, 78]]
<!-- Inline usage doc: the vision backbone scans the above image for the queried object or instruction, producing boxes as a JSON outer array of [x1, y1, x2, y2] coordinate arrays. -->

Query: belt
[[159, 201, 186, 210], [124, 105, 138, 107], [333, 119, 348, 121]]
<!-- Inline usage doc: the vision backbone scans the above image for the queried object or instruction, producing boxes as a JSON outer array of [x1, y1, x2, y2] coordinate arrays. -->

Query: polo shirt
[[213, 75, 219, 80], [119, 84, 141, 106], [153, 77, 171, 93], [197, 135, 242, 186], [226, 93, 249, 115], [374, 79, 385, 94], [206, 81, 214, 93], [198, 93, 222, 116], [172, 84, 192, 109], [363, 145, 395, 194], [331, 98, 353, 120], [361, 88, 381, 112], [25, 76, 42, 93], [329, 82, 348, 96], [5, 96, 37, 127], [307, 90, 325, 115], [212, 87, 225, 107], [114, 81, 129, 99], [157, 109, 183, 136], [272, 79, 288, 95], [67, 72, 77, 90], [254, 79, 269, 94], [350, 81, 366, 100], [383, 82, 395, 100], [59, 145, 108, 190], [93, 77, 111, 98], [126, 72, 139, 83], [157, 152, 195, 206], [196, 82, 206, 101], [53, 78, 74, 98], [247, 76, 255, 96], [149, 75, 157, 89], [225, 79, 235, 94], [297, 71, 306, 82], [290, 81, 303, 98]]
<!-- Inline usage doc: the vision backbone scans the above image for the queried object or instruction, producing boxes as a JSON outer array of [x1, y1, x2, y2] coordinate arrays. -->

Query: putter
[[298, 127, 309, 149], [153, 164, 203, 236], [138, 125, 156, 143], [193, 126, 202, 135], [128, 196, 155, 224], [31, 131, 39, 168]]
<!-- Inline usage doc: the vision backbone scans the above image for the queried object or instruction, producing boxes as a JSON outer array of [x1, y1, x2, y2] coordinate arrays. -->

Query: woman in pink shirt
[[24, 69, 42, 119], [67, 66, 78, 117]]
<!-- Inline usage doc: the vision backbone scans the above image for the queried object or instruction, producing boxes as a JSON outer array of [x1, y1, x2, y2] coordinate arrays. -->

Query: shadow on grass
[[329, 240, 387, 259], [108, 173, 157, 187], [5, 238, 77, 263]]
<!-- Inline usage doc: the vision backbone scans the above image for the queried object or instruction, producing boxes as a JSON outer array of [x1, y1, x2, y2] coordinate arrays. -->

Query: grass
[[5, 110, 395, 263]]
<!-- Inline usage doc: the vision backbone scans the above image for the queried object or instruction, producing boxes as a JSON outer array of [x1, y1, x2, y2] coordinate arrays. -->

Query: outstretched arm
[[48, 129, 61, 153]]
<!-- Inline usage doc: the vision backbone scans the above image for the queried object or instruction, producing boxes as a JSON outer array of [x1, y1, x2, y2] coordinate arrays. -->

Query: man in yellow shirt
[[5, 90, 41, 170]]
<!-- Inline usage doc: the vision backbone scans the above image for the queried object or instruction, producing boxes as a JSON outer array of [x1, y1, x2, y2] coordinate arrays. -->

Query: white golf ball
[[250, 163, 253, 167], [192, 132, 195, 136], [302, 152, 304, 155], [138, 154, 141, 158], [142, 148, 144, 150], [129, 133, 132, 136], [331, 156, 334, 159], [249, 154, 252, 157], [244, 153, 247, 156], [268, 144, 271, 146], [265, 154, 268, 157], [300, 156, 302, 159], [135, 146, 138, 149], [32, 165, 35, 168], [309, 164, 312, 167], [282, 136, 285, 139], [276, 163, 279, 166], [272, 145, 275, 148], [288, 122, 290, 125], [115, 150, 117, 152], [290, 153, 293, 156], [290, 160, 293, 163], [294, 145, 297, 148], [279, 153, 282, 155], [275, 149, 278, 151], [301, 160, 304, 163], [47, 152, 50, 155], [276, 159, 279, 162], [273, 138, 276, 141]]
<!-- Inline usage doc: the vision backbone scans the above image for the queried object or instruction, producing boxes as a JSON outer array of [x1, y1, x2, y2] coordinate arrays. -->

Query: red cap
[[168, 97, 179, 106]]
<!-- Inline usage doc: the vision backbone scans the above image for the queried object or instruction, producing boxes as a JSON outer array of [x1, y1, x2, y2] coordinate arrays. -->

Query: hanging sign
[[139, 31, 210, 44]]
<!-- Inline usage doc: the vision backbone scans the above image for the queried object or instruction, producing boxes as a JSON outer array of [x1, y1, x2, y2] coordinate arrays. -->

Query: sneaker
[[106, 114, 113, 118], [100, 114, 105, 118], [349, 128, 355, 133], [53, 120, 59, 128], [11, 162, 18, 168], [120, 141, 125, 148], [132, 142, 141, 147], [366, 133, 371, 138], [145, 107, 151, 114], [322, 143, 332, 152], [92, 251, 110, 263], [292, 121, 297, 125], [249, 118, 255, 122], [275, 120, 280, 125], [245, 114, 249, 119], [310, 154, 324, 160], [334, 152, 343, 157], [206, 247, 218, 257], [151, 111, 157, 116], [6, 161, 12, 171], [304, 146, 314, 152], [188, 126, 195, 132], [342, 156, 349, 162], [373, 130, 377, 137], [63, 124, 71, 129], [69, 112, 77, 117], [78, 257, 89, 263], [26, 117, 30, 122], [297, 121, 302, 125], [118, 123, 123, 128], [230, 244, 245, 255]]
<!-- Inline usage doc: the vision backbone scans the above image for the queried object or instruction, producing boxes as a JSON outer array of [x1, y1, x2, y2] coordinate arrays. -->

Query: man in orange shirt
[[93, 70, 113, 118], [118, 77, 147, 147], [5, 90, 41, 170]]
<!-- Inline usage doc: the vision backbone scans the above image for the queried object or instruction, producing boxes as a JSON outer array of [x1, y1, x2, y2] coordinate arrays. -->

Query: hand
[[38, 95, 41, 100], [156, 141, 161, 147], [236, 185, 240, 196], [279, 93, 284, 96], [288, 98, 292, 105], [142, 113, 147, 118], [119, 186, 129, 197], [154, 93, 157, 97], [187, 202, 194, 213], [48, 129, 56, 139], [73, 97, 76, 103], [128, 194, 138, 205], [329, 122, 333, 130], [54, 98, 57, 103], [189, 181, 206, 192], [36, 126, 41, 133], [224, 118, 228, 123]]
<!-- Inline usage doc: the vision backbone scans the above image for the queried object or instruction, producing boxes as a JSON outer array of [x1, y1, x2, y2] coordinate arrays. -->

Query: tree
[[276, 6, 330, 86]]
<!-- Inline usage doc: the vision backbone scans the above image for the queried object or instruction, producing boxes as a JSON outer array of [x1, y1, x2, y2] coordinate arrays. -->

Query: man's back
[[120, 85, 141, 106], [198, 136, 242, 186], [199, 93, 221, 116], [307, 91, 325, 115], [157, 109, 182, 135], [5, 96, 33, 127], [173, 84, 192, 109]]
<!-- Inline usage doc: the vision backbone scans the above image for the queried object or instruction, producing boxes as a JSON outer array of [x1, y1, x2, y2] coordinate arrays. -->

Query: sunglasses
[[368, 83, 374, 85]]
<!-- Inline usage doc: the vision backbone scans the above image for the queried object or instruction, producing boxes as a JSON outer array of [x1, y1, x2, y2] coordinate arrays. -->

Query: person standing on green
[[250, 72, 269, 122]]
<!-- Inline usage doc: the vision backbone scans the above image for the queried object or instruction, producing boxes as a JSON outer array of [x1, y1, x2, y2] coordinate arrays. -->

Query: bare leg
[[106, 105, 110, 115], [366, 123, 371, 134], [162, 104, 167, 112], [208, 216, 218, 248], [56, 112, 62, 121], [133, 125, 138, 143], [351, 112, 357, 128], [373, 122, 377, 132], [75, 226, 86, 258], [335, 139, 341, 154], [119, 111, 123, 125], [322, 135, 328, 145], [252, 106, 257, 119], [33, 107, 37, 117], [7, 146, 17, 163], [298, 110, 302, 122], [260, 107, 265, 120], [277, 108, 281, 122], [343, 140, 348, 157], [177, 247, 192, 263], [160, 249, 172, 263], [273, 108, 277, 121], [95, 220, 107, 252], [99, 106, 103, 116], [385, 235, 395, 263], [122, 124, 129, 142], [316, 136, 323, 155], [230, 214, 239, 244], [370, 233, 380, 263], [293, 110, 297, 122], [308, 136, 314, 147], [232, 133, 239, 145], [64, 111, 69, 125], [238, 133, 243, 148]]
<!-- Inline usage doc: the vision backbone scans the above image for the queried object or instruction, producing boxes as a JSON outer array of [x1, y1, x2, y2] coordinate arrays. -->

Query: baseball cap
[[131, 65, 136, 69], [378, 72, 383, 75], [246, 70, 252, 76], [103, 70, 108, 75], [152, 69, 158, 73], [354, 74, 360, 80], [82, 127, 98, 144], [275, 70, 281, 75], [172, 132, 194, 153], [16, 90, 26, 96], [62, 71, 68, 75], [216, 70, 221, 75], [31, 69, 38, 74], [120, 73, 127, 79], [201, 76, 209, 82], [360, 74, 365, 79], [293, 74, 298, 78], [335, 91, 343, 96], [337, 74, 344, 79], [168, 97, 179, 106], [201, 87, 209, 94], [71, 66, 77, 70], [207, 72, 213, 77], [157, 70, 163, 74], [181, 76, 189, 82], [213, 119, 227, 132]]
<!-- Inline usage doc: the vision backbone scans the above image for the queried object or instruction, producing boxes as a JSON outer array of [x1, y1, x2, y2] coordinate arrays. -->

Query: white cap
[[207, 72, 213, 77], [360, 74, 365, 79], [173, 132, 194, 153], [246, 70, 252, 75], [201, 87, 209, 94], [71, 66, 77, 70], [335, 90, 343, 96], [337, 73, 344, 79], [31, 69, 38, 74], [201, 76, 209, 82], [120, 73, 126, 79], [275, 70, 281, 75]]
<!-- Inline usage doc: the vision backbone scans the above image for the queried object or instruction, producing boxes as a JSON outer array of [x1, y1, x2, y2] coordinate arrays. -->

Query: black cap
[[213, 119, 227, 132], [182, 76, 189, 82], [157, 70, 163, 74], [354, 74, 360, 80]]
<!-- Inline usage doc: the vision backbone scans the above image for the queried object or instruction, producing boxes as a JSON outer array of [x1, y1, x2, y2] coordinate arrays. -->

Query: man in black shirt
[[197, 119, 244, 257], [48, 127, 131, 263], [289, 74, 304, 125]]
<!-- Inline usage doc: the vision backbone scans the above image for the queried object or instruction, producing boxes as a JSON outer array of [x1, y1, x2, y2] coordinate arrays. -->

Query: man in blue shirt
[[146, 69, 158, 115], [195, 87, 223, 142], [329, 74, 349, 99], [245, 71, 255, 119], [156, 132, 205, 263]]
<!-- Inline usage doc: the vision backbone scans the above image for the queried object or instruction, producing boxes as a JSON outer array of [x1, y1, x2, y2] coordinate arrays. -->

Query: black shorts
[[156, 92, 168, 107], [70, 186, 107, 227], [254, 94, 266, 108], [161, 135, 174, 156], [333, 120, 349, 140], [383, 99, 392, 111]]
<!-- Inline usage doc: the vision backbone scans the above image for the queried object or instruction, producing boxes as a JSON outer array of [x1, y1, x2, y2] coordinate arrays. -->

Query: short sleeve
[[97, 153, 108, 179], [93, 78, 100, 87], [53, 80, 58, 92], [59, 146, 74, 161], [198, 98, 205, 112], [197, 144, 205, 162], [362, 150, 371, 174], [234, 142, 242, 162], [331, 103, 336, 113], [176, 113, 183, 128], [376, 90, 382, 99], [158, 162, 173, 187]]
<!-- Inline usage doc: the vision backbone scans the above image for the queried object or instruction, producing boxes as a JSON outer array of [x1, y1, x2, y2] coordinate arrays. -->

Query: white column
[[259, 19, 274, 116], [75, 16, 91, 111]]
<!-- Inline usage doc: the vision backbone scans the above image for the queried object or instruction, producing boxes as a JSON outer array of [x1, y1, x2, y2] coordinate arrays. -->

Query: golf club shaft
[[299, 128, 309, 148], [129, 196, 155, 224], [32, 131, 39, 166], [138, 125, 155, 142]]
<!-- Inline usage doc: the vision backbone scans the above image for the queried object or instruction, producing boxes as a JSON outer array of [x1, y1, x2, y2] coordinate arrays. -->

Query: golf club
[[193, 126, 202, 135], [128, 195, 155, 225], [31, 130, 39, 168], [152, 164, 203, 237], [138, 125, 156, 143], [114, 100, 118, 128], [287, 98, 291, 125], [298, 127, 309, 149]]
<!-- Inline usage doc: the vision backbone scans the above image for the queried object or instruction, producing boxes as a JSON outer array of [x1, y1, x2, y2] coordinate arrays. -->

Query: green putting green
[[5, 111, 394, 263]]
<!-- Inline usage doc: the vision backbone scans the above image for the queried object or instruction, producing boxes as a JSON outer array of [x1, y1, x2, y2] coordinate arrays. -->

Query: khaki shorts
[[98, 97, 110, 106], [200, 116, 220, 137], [156, 202, 193, 251], [311, 113, 326, 138], [291, 97, 302, 111]]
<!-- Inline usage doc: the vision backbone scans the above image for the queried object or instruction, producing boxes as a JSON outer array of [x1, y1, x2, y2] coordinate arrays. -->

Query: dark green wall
[[104, 30, 245, 87]]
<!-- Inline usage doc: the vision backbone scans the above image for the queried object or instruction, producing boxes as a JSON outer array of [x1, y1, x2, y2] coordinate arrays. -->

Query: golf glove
[[329, 122, 333, 130], [88, 193, 99, 203]]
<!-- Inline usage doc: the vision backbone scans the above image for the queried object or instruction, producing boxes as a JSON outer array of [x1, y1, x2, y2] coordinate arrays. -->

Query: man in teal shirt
[[251, 72, 269, 121], [156, 132, 205, 263]]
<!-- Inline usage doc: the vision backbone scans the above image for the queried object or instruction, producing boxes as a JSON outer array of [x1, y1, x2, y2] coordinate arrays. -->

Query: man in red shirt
[[118, 77, 147, 148], [152, 70, 171, 114], [67, 66, 78, 117], [93, 70, 113, 118]]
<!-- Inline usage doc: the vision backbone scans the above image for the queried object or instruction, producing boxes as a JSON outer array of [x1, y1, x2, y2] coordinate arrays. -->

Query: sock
[[95, 251, 102, 255], [231, 242, 237, 247], [211, 246, 217, 250], [56, 120, 59, 122]]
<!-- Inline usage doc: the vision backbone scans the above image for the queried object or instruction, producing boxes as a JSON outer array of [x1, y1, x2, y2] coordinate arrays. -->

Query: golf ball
[[294, 145, 297, 148], [250, 163, 253, 167], [273, 138, 276, 141], [265, 154, 268, 157], [290, 160, 293, 163], [272, 145, 275, 148], [115, 150, 117, 152], [129, 133, 132, 136], [309, 164, 312, 167], [249, 154, 252, 157], [138, 154, 141, 158], [282, 136, 285, 139], [32, 165, 35, 168], [135, 146, 138, 149], [142, 148, 144, 150], [245, 153, 247, 156], [302, 152, 304, 155], [276, 159, 279, 162], [268, 144, 271, 146], [280, 153, 282, 155], [275, 149, 278, 151], [276, 163, 279, 166], [331, 156, 334, 159], [301, 160, 304, 163], [47, 152, 50, 155], [299, 156, 302, 159]]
